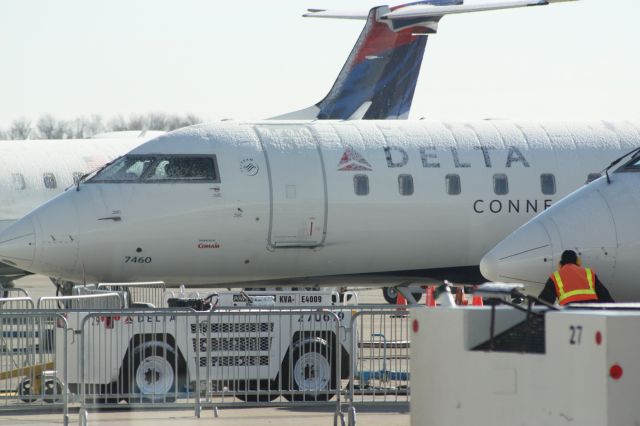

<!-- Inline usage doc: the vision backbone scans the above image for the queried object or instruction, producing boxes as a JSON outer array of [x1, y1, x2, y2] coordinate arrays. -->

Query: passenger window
[[586, 173, 601, 183], [493, 174, 508, 195], [398, 174, 414, 196], [353, 175, 369, 196], [12, 173, 25, 190], [540, 174, 556, 195], [43, 173, 57, 189], [445, 174, 461, 195]]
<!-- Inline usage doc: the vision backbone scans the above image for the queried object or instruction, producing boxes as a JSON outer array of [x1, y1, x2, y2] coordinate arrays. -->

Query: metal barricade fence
[[347, 306, 411, 404], [0, 299, 412, 424], [0, 311, 69, 425], [38, 293, 125, 310], [0, 288, 31, 299], [98, 282, 166, 308], [75, 307, 347, 424], [0, 297, 35, 310]]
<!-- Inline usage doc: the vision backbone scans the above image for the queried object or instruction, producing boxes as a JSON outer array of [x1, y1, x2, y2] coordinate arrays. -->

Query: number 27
[[569, 325, 582, 345]]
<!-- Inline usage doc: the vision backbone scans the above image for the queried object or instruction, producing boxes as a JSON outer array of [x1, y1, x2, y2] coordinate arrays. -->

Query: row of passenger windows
[[353, 173, 602, 196], [10, 172, 82, 190]]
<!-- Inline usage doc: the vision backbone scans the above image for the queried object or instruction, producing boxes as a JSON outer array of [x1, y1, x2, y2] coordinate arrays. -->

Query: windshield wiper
[[74, 157, 120, 191]]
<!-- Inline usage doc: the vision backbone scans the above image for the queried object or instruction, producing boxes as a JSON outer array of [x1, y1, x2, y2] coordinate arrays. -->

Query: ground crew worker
[[538, 250, 614, 305]]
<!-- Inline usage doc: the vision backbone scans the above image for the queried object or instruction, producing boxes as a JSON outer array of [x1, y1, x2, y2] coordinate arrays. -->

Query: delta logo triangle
[[337, 147, 372, 171]]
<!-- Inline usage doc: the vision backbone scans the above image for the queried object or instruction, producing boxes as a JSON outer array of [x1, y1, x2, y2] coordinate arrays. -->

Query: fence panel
[[0, 288, 31, 298], [38, 293, 124, 310], [75, 307, 347, 419], [98, 282, 166, 308], [0, 311, 69, 424], [0, 297, 35, 310], [348, 306, 411, 405]]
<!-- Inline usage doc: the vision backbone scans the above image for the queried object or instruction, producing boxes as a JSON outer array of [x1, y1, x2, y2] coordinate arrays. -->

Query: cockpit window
[[89, 156, 152, 182], [622, 156, 640, 171], [146, 157, 217, 182], [88, 155, 219, 183]]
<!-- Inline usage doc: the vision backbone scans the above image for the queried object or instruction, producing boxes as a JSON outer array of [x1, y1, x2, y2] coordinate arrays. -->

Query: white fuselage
[[481, 155, 640, 302], [0, 138, 143, 230], [1, 120, 638, 287]]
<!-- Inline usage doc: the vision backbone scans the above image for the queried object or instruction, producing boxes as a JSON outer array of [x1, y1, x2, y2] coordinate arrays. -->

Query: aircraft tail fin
[[272, 1, 463, 121], [272, 0, 575, 121]]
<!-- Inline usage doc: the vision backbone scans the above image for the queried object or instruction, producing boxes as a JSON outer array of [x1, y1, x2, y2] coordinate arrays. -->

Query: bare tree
[[36, 114, 67, 139], [36, 114, 56, 139], [0, 128, 6, 140], [85, 114, 104, 137], [107, 115, 128, 132], [1, 112, 203, 139], [165, 113, 201, 131], [8, 118, 32, 140]]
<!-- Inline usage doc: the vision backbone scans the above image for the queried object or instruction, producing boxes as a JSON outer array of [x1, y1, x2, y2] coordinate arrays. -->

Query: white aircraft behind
[[1, 120, 637, 288], [480, 147, 640, 301], [0, 135, 163, 285]]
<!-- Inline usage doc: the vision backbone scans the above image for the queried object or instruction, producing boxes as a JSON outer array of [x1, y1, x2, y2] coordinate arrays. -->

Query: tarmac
[[0, 275, 411, 426], [0, 404, 410, 426]]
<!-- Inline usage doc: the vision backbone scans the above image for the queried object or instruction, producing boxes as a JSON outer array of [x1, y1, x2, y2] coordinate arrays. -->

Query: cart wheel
[[124, 342, 185, 403], [17, 378, 38, 403], [43, 379, 63, 403], [281, 338, 336, 402]]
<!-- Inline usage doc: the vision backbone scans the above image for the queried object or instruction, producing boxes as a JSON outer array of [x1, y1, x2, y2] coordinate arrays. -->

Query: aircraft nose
[[480, 220, 554, 287], [0, 217, 36, 270]]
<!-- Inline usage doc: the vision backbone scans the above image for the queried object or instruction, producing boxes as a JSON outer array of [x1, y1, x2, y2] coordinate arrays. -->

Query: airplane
[[2, 119, 637, 293], [480, 146, 640, 302], [0, 0, 467, 290]]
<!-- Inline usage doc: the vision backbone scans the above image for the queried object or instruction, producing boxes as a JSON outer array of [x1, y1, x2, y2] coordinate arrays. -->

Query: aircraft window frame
[[620, 155, 640, 172], [353, 174, 369, 196], [540, 173, 556, 195], [43, 173, 57, 189], [87, 154, 221, 184], [445, 174, 461, 195], [398, 174, 414, 196], [12, 173, 26, 190], [493, 174, 509, 195]]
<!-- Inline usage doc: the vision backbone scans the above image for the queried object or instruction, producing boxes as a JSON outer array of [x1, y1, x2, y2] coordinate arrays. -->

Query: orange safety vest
[[550, 264, 598, 305]]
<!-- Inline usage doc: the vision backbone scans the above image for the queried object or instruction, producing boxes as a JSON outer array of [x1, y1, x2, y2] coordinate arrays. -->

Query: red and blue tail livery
[[315, 2, 463, 120], [274, 0, 574, 121]]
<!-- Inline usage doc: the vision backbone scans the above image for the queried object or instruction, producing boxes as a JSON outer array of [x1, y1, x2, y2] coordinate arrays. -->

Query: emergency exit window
[[353, 175, 369, 196], [43, 173, 57, 189], [493, 174, 508, 195], [445, 174, 461, 195], [398, 174, 414, 196], [540, 173, 556, 195]]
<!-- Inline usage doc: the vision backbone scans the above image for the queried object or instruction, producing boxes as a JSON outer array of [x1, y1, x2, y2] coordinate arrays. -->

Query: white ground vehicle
[[57, 290, 354, 403]]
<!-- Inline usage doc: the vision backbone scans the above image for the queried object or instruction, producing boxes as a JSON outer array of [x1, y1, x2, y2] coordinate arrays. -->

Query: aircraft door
[[256, 125, 327, 248]]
